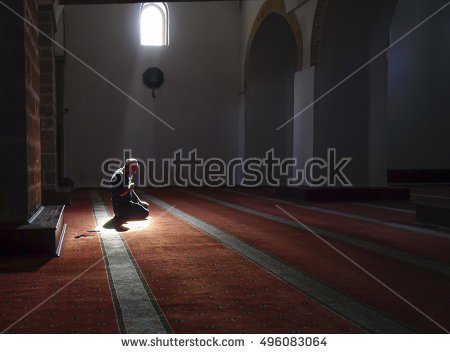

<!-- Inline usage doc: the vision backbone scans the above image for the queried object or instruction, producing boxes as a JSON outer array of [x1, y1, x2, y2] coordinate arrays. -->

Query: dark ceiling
[[59, 0, 229, 4]]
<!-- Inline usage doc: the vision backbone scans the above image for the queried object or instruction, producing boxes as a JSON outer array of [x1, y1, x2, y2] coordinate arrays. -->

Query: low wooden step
[[0, 205, 66, 257]]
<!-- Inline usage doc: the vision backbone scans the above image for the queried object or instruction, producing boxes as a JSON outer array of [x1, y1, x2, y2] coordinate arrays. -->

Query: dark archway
[[245, 12, 298, 172]]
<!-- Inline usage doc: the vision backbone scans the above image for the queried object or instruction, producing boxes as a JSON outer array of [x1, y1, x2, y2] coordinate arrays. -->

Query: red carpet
[[309, 202, 415, 224], [144, 188, 450, 333], [0, 191, 119, 334], [199, 188, 450, 264], [97, 189, 361, 334], [1, 188, 449, 333], [237, 187, 418, 212]]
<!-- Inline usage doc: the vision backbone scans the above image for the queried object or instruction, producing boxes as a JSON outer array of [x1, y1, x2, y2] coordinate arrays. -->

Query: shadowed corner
[[99, 216, 152, 233], [0, 257, 52, 273]]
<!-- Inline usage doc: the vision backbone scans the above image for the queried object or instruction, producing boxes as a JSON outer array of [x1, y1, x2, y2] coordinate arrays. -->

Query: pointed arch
[[244, 0, 303, 88]]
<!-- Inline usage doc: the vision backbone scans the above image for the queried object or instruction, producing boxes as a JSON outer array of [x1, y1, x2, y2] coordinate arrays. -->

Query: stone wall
[[39, 5, 57, 189], [25, 0, 41, 216], [0, 0, 41, 223]]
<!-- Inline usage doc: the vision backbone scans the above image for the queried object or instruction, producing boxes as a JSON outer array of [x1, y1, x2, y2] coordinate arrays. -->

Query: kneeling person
[[111, 158, 149, 221]]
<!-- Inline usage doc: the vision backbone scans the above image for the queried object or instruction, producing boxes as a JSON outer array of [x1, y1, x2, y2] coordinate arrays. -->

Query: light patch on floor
[[95, 217, 152, 234]]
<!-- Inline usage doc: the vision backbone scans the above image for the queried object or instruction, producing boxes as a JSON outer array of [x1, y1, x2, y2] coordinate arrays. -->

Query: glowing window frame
[[140, 3, 169, 46]]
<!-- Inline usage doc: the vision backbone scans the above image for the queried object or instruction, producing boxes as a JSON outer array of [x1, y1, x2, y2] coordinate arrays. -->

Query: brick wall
[[24, 0, 41, 216], [39, 5, 57, 189], [0, 0, 41, 223]]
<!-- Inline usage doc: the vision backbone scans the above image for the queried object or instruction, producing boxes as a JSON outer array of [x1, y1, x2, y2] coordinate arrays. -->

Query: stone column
[[39, 5, 58, 191], [0, 0, 41, 224]]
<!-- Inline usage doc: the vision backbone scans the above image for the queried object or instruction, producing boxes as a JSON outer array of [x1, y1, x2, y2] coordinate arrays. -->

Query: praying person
[[110, 158, 149, 221]]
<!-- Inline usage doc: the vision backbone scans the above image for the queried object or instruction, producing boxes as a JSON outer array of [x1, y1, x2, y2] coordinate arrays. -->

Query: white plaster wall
[[387, 0, 450, 170], [63, 2, 240, 187], [312, 0, 398, 186]]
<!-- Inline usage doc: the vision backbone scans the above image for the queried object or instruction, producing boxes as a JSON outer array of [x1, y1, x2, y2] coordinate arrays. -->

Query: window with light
[[140, 3, 169, 46]]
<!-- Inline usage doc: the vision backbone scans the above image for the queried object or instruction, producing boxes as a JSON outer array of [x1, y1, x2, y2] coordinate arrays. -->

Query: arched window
[[140, 3, 169, 46]]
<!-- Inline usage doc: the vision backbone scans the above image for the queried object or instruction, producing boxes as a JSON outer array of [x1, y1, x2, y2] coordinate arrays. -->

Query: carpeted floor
[[0, 191, 119, 334], [1, 187, 449, 334]]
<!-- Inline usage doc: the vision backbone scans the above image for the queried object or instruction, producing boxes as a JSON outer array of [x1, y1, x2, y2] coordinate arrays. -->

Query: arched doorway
[[245, 13, 298, 176]]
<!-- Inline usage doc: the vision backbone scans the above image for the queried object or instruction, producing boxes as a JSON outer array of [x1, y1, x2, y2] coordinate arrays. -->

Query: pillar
[[0, 0, 41, 224]]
